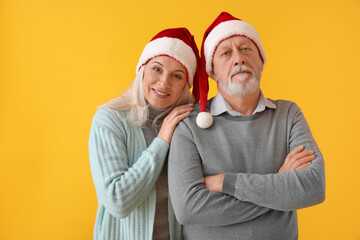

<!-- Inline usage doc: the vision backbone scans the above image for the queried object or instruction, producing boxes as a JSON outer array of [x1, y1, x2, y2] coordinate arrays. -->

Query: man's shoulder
[[267, 98, 301, 111], [180, 103, 201, 127], [174, 100, 211, 135]]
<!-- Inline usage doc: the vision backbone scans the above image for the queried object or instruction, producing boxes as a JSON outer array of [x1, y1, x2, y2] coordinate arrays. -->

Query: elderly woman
[[89, 28, 200, 240]]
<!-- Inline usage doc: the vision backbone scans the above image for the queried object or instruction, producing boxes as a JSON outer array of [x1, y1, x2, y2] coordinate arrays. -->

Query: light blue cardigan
[[89, 107, 182, 240]]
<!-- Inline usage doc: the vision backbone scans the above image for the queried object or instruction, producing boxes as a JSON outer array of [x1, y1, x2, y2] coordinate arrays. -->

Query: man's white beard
[[218, 65, 261, 97]]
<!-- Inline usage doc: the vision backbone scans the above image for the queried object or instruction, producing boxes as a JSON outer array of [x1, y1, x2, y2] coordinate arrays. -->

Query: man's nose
[[233, 50, 245, 66]]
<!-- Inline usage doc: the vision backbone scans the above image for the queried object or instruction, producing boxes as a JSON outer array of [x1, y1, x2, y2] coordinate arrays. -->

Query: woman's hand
[[278, 145, 315, 173], [157, 103, 193, 144]]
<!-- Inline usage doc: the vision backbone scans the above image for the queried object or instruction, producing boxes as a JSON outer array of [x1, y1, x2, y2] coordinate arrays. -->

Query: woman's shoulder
[[91, 107, 131, 130], [94, 106, 130, 118]]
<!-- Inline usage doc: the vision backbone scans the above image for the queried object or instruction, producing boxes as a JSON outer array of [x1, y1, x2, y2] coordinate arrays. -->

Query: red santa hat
[[136, 28, 200, 93], [196, 12, 266, 128]]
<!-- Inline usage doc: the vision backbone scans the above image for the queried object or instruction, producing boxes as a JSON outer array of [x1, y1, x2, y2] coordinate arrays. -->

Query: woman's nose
[[158, 74, 171, 89]]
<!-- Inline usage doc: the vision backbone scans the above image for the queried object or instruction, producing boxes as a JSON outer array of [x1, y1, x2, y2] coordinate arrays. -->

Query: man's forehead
[[217, 35, 254, 49]]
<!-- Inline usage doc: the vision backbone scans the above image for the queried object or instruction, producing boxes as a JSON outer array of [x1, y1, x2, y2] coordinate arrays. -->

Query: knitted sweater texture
[[89, 107, 182, 240], [168, 99, 325, 240]]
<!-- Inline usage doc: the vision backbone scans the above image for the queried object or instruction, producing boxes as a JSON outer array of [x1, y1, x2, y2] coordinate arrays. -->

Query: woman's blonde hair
[[100, 66, 194, 126]]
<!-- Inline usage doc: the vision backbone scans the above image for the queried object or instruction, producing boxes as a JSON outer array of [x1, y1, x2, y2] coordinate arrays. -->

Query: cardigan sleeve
[[168, 120, 272, 226], [89, 108, 169, 218], [223, 103, 325, 211]]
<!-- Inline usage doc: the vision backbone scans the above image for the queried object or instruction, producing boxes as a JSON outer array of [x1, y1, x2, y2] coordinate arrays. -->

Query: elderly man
[[168, 12, 325, 240]]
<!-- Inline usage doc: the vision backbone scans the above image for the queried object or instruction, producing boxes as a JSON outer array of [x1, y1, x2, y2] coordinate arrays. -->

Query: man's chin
[[219, 82, 259, 97], [232, 73, 251, 83], [219, 83, 246, 97]]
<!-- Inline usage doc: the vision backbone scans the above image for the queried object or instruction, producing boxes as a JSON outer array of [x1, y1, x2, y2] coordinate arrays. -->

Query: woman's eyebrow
[[174, 69, 185, 74], [153, 61, 164, 67]]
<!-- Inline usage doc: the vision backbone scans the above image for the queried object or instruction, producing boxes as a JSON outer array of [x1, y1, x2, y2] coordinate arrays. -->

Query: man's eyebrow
[[216, 44, 231, 54], [152, 61, 164, 67], [218, 42, 231, 49]]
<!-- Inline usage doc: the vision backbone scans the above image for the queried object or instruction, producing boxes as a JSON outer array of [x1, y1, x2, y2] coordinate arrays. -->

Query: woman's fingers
[[173, 111, 191, 122], [157, 103, 193, 144], [165, 104, 193, 124], [168, 104, 193, 116]]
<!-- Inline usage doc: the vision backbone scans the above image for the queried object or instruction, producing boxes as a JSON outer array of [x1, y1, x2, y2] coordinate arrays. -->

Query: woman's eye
[[174, 74, 182, 80], [153, 67, 160, 72]]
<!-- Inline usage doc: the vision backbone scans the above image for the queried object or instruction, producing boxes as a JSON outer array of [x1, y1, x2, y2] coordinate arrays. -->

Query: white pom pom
[[196, 112, 213, 129]]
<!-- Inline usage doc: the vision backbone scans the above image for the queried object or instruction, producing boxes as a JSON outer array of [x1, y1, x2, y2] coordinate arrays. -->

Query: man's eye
[[174, 74, 182, 80], [222, 51, 229, 56], [242, 47, 249, 51], [153, 67, 160, 72]]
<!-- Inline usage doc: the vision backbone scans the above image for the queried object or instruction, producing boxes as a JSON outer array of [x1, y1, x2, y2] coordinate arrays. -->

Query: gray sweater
[[168, 98, 325, 240], [141, 106, 170, 240]]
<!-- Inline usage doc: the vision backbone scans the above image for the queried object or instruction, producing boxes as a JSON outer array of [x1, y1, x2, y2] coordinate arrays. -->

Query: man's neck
[[218, 87, 260, 116]]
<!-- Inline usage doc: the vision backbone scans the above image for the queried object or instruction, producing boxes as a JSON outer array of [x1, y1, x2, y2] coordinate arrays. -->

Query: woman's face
[[142, 56, 188, 109]]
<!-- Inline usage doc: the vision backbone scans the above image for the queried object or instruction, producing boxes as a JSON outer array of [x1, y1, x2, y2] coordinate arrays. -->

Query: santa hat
[[196, 12, 266, 129], [136, 28, 200, 93]]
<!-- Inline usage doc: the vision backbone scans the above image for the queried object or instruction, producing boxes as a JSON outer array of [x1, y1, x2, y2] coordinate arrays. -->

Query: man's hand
[[204, 146, 314, 192], [278, 145, 315, 173], [204, 173, 225, 193]]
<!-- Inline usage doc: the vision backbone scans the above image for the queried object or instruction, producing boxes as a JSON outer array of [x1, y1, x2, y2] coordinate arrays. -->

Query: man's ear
[[209, 70, 218, 82]]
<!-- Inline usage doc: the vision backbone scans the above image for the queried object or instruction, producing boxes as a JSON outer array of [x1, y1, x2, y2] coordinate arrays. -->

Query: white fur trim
[[204, 20, 266, 75], [136, 37, 197, 87], [196, 112, 213, 129]]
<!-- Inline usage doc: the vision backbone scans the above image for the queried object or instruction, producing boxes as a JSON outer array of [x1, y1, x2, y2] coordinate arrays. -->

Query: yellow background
[[1, 0, 359, 239]]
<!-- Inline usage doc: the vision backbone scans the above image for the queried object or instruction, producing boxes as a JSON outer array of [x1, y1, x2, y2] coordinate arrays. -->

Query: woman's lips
[[152, 88, 170, 98]]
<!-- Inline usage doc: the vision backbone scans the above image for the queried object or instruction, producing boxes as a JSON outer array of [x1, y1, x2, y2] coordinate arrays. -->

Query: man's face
[[211, 36, 264, 96]]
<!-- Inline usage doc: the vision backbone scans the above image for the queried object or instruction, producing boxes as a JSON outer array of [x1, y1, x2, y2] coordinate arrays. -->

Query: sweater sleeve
[[168, 120, 272, 226], [223, 103, 326, 211], [89, 108, 169, 218]]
